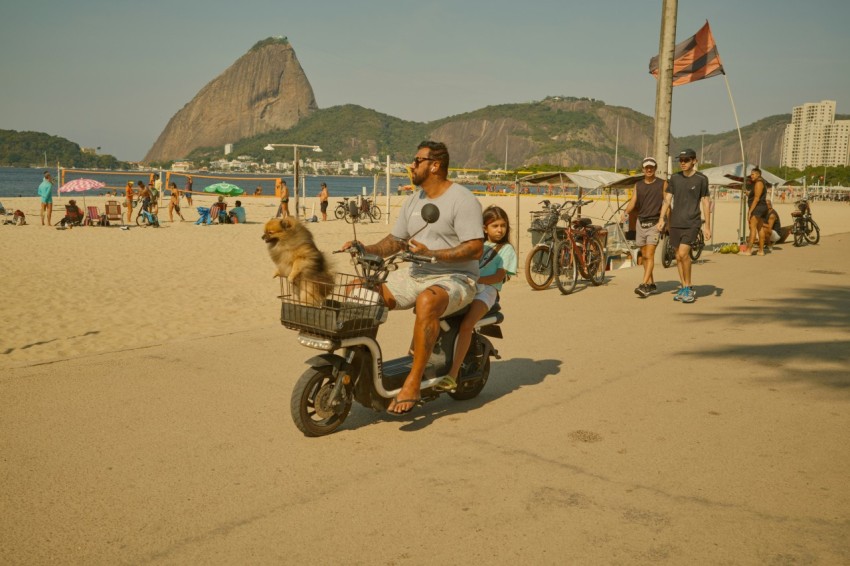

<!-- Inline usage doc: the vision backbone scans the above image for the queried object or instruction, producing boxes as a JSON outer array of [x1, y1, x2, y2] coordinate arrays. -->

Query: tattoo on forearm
[[368, 235, 405, 257], [431, 239, 483, 262]]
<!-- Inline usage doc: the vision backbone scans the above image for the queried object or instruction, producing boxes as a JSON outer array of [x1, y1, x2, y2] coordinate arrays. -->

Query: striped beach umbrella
[[59, 178, 106, 193]]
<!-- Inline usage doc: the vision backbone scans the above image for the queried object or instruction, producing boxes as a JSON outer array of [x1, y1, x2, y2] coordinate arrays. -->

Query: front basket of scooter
[[279, 273, 385, 338]]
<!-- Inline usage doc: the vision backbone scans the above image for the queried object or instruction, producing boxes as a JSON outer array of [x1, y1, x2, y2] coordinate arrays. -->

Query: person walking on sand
[[318, 182, 329, 221], [124, 180, 135, 224], [37, 171, 54, 225], [622, 157, 666, 298], [184, 175, 194, 206], [657, 148, 711, 304], [276, 180, 290, 218], [168, 182, 185, 222]]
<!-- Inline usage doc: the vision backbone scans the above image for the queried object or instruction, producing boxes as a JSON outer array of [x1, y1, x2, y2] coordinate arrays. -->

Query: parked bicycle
[[333, 198, 351, 220], [136, 204, 160, 227], [553, 200, 606, 294], [524, 200, 568, 290], [661, 222, 705, 268], [790, 198, 819, 246]]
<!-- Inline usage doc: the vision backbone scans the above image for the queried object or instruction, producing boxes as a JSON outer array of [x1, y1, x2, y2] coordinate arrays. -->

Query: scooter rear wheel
[[291, 366, 352, 437], [448, 357, 490, 401]]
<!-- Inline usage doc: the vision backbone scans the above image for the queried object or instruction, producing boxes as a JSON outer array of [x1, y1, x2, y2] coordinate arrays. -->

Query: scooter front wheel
[[290, 366, 352, 437]]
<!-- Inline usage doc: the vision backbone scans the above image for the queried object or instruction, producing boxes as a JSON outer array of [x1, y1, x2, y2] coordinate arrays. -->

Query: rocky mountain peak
[[145, 37, 317, 162]]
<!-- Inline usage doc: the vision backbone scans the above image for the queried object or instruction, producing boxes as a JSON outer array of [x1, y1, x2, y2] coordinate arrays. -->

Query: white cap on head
[[642, 157, 657, 168]]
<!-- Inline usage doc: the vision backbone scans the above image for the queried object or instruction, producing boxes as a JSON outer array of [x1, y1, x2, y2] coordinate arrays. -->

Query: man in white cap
[[657, 148, 711, 303], [622, 157, 666, 297]]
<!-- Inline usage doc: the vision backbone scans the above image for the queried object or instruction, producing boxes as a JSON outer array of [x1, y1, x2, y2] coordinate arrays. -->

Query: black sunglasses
[[678, 158, 693, 163], [412, 157, 437, 166]]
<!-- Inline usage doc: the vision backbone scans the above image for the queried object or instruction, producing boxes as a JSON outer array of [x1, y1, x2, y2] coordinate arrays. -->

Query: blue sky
[[2, 0, 848, 161]]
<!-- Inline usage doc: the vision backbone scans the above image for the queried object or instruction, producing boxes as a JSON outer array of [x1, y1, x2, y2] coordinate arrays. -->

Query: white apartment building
[[781, 100, 850, 168]]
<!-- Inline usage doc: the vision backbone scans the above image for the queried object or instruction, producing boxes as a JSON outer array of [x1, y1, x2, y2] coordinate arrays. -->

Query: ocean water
[[0, 167, 406, 200]]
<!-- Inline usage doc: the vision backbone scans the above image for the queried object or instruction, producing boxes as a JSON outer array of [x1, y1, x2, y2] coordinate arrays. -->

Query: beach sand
[[1, 192, 849, 563]]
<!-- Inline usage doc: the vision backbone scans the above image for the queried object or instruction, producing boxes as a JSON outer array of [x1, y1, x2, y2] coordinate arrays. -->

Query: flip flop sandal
[[435, 376, 457, 392], [387, 396, 421, 415]]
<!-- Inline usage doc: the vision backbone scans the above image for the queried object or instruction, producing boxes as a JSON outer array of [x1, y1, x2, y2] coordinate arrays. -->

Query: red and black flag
[[649, 21, 725, 86]]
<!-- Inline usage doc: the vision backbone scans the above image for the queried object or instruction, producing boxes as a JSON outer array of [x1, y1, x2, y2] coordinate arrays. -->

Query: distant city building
[[171, 160, 194, 172], [224, 143, 233, 155], [781, 100, 850, 168]]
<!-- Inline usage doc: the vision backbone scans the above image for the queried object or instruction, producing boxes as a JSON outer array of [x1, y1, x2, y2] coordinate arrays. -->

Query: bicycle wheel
[[136, 213, 149, 227], [525, 244, 554, 290], [585, 238, 606, 286], [662, 235, 674, 268], [804, 219, 820, 244], [334, 205, 345, 220], [369, 205, 382, 221], [344, 211, 355, 224], [690, 230, 705, 260], [554, 241, 578, 295]]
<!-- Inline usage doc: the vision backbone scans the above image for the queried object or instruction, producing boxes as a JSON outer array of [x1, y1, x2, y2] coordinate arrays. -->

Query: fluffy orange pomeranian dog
[[262, 217, 334, 306]]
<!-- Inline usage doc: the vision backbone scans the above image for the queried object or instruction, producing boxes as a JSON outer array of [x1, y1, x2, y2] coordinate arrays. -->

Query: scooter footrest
[[381, 356, 437, 389]]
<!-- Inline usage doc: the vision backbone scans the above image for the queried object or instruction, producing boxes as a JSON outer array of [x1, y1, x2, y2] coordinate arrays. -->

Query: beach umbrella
[[59, 178, 106, 193], [58, 178, 107, 211], [203, 182, 244, 196]]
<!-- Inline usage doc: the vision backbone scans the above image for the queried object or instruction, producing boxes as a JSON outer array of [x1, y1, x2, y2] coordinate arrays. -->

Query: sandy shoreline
[[1, 192, 849, 563]]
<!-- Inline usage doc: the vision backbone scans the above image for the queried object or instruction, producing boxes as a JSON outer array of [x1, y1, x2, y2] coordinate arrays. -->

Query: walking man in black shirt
[[622, 157, 666, 298], [657, 149, 711, 303]]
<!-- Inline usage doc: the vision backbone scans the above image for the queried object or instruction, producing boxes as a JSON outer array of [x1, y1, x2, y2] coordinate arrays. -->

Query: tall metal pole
[[293, 146, 300, 218], [653, 0, 678, 180], [614, 117, 620, 172], [701, 130, 706, 163]]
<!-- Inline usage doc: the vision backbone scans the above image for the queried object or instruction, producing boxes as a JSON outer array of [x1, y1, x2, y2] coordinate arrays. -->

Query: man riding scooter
[[343, 141, 484, 415]]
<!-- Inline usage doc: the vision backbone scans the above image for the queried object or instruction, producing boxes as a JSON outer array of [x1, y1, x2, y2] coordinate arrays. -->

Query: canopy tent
[[698, 162, 786, 188]]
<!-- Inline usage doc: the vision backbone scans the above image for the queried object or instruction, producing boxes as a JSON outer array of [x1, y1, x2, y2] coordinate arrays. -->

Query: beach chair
[[208, 202, 227, 225], [104, 200, 124, 225], [195, 206, 211, 225], [85, 205, 107, 226]]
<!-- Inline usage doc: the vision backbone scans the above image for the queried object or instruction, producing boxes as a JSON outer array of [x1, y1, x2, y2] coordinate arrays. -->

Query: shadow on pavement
[[681, 284, 850, 390]]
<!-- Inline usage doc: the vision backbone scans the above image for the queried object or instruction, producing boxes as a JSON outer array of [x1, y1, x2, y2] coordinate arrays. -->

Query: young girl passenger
[[437, 205, 517, 392]]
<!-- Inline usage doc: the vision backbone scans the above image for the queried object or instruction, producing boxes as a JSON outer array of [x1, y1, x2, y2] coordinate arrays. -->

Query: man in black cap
[[657, 148, 711, 303]]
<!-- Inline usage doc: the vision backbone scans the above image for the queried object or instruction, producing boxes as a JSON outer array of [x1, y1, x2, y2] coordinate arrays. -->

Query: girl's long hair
[[483, 205, 511, 244]]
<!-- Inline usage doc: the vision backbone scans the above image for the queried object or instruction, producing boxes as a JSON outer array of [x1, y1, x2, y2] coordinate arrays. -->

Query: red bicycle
[[553, 200, 607, 295]]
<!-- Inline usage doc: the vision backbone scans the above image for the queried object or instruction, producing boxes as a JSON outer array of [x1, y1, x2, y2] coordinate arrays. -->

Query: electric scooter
[[281, 203, 504, 436]]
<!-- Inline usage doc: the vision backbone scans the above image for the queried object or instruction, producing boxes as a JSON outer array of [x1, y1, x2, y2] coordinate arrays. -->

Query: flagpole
[[722, 73, 748, 243]]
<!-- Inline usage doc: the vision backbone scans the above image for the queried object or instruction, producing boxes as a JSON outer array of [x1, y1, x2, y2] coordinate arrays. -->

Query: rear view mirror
[[421, 203, 439, 224]]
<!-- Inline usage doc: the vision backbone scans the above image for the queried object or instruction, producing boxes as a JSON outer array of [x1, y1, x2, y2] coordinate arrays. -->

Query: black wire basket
[[279, 273, 386, 338]]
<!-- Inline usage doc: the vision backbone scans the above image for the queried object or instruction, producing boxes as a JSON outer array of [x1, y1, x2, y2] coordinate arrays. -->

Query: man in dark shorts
[[318, 182, 329, 221], [622, 157, 666, 298], [657, 148, 711, 304]]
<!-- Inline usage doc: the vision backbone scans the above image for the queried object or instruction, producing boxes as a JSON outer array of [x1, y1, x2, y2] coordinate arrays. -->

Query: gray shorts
[[384, 272, 476, 316], [473, 283, 499, 309], [636, 221, 660, 247]]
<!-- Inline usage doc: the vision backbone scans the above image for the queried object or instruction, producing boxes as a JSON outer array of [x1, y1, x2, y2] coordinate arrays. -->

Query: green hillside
[[0, 130, 128, 169]]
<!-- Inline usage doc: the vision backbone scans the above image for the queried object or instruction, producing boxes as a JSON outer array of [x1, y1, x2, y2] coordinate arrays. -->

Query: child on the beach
[[437, 205, 517, 392]]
